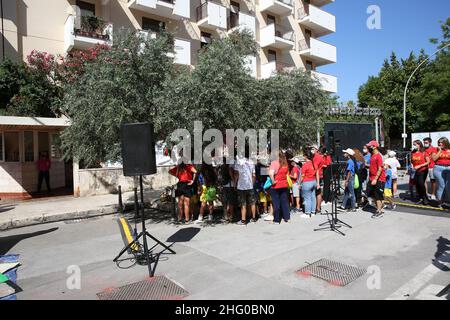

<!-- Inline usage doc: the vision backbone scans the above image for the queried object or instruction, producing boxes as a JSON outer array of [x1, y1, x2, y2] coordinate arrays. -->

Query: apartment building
[[0, 0, 337, 93]]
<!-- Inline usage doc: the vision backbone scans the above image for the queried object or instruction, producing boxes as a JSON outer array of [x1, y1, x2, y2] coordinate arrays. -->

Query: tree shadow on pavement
[[432, 236, 450, 272], [0, 205, 15, 213], [0, 227, 59, 255]]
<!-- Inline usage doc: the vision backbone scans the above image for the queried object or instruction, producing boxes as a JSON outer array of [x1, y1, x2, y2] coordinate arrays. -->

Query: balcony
[[128, 0, 190, 19], [139, 30, 191, 65], [298, 4, 335, 37], [259, 0, 293, 16], [298, 37, 336, 66], [227, 12, 256, 38], [260, 24, 295, 49], [64, 15, 113, 52], [261, 61, 295, 79], [196, 1, 227, 30], [311, 71, 337, 93]]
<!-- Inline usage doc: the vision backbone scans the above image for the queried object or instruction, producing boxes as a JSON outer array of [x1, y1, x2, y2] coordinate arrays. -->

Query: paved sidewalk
[[0, 189, 162, 231]]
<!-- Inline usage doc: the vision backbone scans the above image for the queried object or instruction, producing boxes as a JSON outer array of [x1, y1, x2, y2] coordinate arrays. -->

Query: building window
[[51, 133, 63, 159], [200, 32, 212, 49], [38, 132, 49, 157], [4, 132, 20, 162], [267, 15, 276, 26], [306, 60, 314, 71], [268, 50, 277, 62], [24, 131, 34, 162], [76, 0, 95, 17], [142, 17, 165, 33]]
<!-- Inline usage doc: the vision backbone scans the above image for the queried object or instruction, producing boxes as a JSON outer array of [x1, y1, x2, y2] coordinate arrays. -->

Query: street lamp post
[[403, 43, 450, 149]]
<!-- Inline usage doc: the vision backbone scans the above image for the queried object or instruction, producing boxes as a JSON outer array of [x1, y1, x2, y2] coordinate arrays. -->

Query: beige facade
[[1, 0, 337, 92]]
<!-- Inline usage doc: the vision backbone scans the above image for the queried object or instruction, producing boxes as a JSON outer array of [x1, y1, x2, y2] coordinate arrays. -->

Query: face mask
[[363, 149, 368, 154], [424, 144, 430, 148], [412, 146, 418, 151], [311, 150, 316, 155]]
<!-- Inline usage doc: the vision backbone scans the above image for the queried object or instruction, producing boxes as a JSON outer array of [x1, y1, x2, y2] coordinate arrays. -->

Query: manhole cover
[[297, 259, 366, 286], [97, 276, 189, 300]]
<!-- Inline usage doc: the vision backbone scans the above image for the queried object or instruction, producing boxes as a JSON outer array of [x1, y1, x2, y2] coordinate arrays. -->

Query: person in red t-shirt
[[431, 137, 450, 205], [269, 151, 291, 224], [312, 146, 325, 213], [37, 151, 51, 193], [169, 162, 197, 223], [411, 140, 430, 205], [423, 137, 438, 200], [300, 149, 320, 217], [366, 141, 386, 217]]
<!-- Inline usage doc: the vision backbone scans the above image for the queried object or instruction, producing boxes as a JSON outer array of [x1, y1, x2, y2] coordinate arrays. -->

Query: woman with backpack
[[341, 148, 359, 211]]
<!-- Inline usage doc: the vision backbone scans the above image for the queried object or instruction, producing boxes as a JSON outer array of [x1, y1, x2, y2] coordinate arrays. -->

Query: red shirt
[[436, 149, 450, 166], [411, 151, 428, 172], [424, 146, 437, 168], [313, 153, 325, 178], [37, 159, 51, 171], [369, 153, 386, 182], [301, 160, 317, 183], [290, 166, 300, 183], [169, 164, 195, 183], [270, 160, 289, 189], [324, 155, 332, 166]]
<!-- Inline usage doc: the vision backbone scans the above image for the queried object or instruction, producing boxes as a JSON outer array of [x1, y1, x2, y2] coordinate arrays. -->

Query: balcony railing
[[196, 2, 208, 22], [75, 15, 112, 41], [298, 4, 310, 20], [274, 24, 294, 42]]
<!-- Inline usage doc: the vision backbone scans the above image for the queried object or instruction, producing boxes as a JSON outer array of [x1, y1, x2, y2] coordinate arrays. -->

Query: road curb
[[0, 196, 169, 231]]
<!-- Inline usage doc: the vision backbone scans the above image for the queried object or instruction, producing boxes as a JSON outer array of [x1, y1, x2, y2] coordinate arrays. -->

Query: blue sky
[[319, 0, 450, 103]]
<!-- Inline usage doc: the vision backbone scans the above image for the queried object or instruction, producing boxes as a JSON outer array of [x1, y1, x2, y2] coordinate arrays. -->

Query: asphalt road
[[1, 203, 449, 300]]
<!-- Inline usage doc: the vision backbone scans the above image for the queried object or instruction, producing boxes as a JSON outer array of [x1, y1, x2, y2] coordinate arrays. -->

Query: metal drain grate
[[97, 276, 189, 300], [297, 259, 366, 286]]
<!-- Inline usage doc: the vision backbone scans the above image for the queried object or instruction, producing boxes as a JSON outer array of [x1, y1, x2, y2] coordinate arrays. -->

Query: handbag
[[354, 174, 360, 189], [286, 174, 293, 189], [263, 177, 272, 190]]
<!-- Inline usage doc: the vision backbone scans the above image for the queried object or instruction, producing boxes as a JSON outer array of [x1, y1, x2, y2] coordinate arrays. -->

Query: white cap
[[343, 148, 355, 156], [388, 150, 396, 158]]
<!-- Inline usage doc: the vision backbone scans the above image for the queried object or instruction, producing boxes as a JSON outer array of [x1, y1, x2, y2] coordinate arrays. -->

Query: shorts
[[222, 187, 237, 206], [175, 182, 194, 198], [369, 181, 385, 201], [292, 182, 300, 198], [259, 191, 271, 203], [238, 189, 256, 206], [384, 189, 393, 198], [200, 186, 217, 203]]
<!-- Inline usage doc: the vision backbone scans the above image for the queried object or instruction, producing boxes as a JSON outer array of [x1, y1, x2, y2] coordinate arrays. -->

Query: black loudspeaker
[[121, 123, 157, 176]]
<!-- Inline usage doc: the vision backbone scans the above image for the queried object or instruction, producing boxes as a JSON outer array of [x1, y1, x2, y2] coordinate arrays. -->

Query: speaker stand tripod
[[113, 175, 176, 277], [314, 160, 352, 236]]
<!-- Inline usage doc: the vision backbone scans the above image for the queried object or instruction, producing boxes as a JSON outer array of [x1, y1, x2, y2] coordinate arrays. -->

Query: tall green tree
[[61, 29, 175, 165]]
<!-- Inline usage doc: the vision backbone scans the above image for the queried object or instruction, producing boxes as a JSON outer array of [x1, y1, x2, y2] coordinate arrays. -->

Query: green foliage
[[61, 29, 175, 165], [0, 59, 26, 114], [61, 29, 327, 165], [358, 19, 450, 142]]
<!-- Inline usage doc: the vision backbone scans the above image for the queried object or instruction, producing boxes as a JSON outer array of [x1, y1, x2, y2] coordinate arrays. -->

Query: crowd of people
[[168, 137, 450, 225]]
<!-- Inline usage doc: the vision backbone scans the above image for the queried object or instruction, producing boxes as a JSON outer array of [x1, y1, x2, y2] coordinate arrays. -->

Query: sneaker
[[208, 214, 213, 222], [430, 194, 437, 201], [260, 213, 269, 218], [250, 218, 257, 223], [300, 214, 311, 219], [264, 215, 274, 221], [237, 220, 247, 226], [284, 220, 291, 223], [290, 209, 298, 215], [339, 205, 346, 210], [351, 208, 357, 212], [371, 212, 384, 219], [390, 204, 397, 210], [415, 199, 424, 205], [195, 216, 203, 223]]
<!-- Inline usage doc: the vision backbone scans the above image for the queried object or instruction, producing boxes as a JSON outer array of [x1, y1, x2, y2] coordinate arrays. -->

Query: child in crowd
[[384, 164, 396, 210], [196, 164, 217, 223]]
